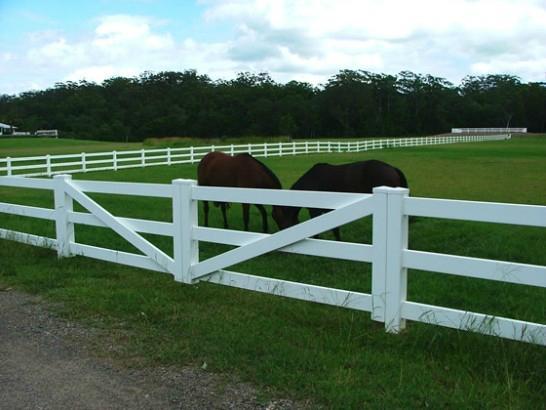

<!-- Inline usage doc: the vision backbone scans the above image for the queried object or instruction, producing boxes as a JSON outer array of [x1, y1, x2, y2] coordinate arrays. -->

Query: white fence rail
[[0, 174, 544, 345], [452, 128, 526, 133], [0, 134, 510, 177]]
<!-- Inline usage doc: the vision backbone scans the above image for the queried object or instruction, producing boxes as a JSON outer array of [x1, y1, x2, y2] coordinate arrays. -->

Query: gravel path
[[0, 289, 300, 410]]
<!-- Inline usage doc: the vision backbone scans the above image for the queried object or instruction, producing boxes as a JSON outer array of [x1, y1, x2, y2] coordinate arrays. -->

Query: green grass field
[[0, 137, 144, 158], [1, 135, 545, 408], [0, 136, 292, 158]]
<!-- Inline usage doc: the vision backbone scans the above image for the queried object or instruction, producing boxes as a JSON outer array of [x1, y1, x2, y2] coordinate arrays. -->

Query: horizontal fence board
[[203, 270, 373, 311], [0, 202, 55, 220], [192, 185, 368, 208], [0, 176, 55, 190], [403, 250, 546, 287], [0, 228, 57, 249], [72, 180, 172, 198], [170, 153, 192, 159], [69, 211, 174, 236], [84, 158, 116, 166], [405, 197, 546, 227], [70, 242, 169, 274], [193, 226, 373, 262], [114, 157, 142, 163], [4, 163, 47, 171], [51, 160, 83, 168], [401, 301, 546, 345]]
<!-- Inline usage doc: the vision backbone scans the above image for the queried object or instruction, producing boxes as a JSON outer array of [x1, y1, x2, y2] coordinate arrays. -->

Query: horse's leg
[[242, 203, 250, 231], [256, 204, 268, 233], [203, 201, 209, 227], [221, 202, 229, 229]]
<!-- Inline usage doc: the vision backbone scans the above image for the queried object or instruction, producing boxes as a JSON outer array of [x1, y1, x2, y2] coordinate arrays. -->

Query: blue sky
[[1, 0, 545, 94]]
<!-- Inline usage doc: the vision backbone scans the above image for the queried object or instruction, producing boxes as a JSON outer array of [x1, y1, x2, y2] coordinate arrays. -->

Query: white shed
[[0, 122, 17, 136]]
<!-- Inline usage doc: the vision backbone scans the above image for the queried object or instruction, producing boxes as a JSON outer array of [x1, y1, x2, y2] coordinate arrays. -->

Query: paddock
[[0, 135, 545, 407]]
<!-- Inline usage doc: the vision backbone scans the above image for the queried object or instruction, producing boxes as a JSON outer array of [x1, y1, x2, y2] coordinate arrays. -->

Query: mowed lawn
[[0, 137, 143, 158], [0, 135, 545, 408]]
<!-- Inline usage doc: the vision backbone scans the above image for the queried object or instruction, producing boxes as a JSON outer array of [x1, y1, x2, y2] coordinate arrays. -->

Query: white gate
[[0, 175, 545, 345]]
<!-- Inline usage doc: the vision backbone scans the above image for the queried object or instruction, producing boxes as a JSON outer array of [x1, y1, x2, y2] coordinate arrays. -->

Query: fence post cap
[[373, 186, 409, 195], [53, 174, 72, 180], [172, 178, 197, 185]]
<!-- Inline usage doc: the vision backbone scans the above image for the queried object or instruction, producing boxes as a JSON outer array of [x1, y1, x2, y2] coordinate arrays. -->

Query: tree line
[[1, 70, 544, 141]]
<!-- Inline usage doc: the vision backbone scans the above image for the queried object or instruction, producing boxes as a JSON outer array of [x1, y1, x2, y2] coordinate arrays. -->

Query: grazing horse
[[197, 151, 282, 232], [273, 159, 408, 240]]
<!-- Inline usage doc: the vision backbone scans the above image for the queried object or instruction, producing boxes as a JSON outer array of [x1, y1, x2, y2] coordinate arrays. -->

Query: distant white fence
[[0, 134, 510, 177], [34, 129, 59, 137], [452, 128, 526, 133], [0, 174, 544, 345]]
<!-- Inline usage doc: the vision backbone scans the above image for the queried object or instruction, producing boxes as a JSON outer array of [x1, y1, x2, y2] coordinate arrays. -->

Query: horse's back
[[296, 160, 407, 193], [197, 152, 281, 190], [350, 160, 407, 192], [235, 154, 281, 189]]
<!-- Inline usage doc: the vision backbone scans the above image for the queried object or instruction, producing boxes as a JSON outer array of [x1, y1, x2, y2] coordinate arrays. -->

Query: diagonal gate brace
[[191, 195, 374, 280], [64, 180, 174, 274]]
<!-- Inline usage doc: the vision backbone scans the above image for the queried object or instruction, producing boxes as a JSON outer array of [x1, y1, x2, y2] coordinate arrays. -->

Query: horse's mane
[[239, 153, 282, 189]]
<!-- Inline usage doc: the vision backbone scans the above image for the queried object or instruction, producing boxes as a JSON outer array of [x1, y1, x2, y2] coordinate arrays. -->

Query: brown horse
[[197, 152, 282, 232], [274, 159, 408, 240]]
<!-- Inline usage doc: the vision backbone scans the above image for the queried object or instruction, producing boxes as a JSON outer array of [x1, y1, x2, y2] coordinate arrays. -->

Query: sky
[[1, 0, 545, 95]]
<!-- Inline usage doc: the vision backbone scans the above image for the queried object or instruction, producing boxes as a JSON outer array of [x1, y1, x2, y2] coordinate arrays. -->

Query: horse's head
[[272, 205, 300, 230]]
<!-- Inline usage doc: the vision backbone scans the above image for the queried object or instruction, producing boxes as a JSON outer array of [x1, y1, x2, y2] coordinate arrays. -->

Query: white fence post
[[371, 187, 388, 322], [113, 150, 118, 171], [46, 154, 52, 177], [141, 149, 145, 167], [264, 143, 268, 157], [81, 152, 86, 173], [6, 157, 11, 176], [230, 144, 234, 156], [381, 186, 410, 333], [53, 174, 75, 258], [172, 179, 199, 284], [167, 147, 172, 166], [190, 146, 195, 162]]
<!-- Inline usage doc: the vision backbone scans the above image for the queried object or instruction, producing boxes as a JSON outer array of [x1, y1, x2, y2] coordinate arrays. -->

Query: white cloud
[[2, 1, 546, 94], [204, 0, 546, 83]]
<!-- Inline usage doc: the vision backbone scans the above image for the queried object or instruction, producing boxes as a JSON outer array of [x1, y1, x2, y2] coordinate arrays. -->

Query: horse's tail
[[395, 167, 408, 188]]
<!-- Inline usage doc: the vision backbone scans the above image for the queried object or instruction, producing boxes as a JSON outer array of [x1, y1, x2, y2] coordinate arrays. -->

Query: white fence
[[0, 174, 544, 345], [452, 128, 527, 133], [0, 134, 510, 177]]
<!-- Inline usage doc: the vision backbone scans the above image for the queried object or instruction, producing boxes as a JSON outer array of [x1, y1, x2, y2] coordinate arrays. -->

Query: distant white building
[[35, 129, 59, 137], [0, 122, 17, 136]]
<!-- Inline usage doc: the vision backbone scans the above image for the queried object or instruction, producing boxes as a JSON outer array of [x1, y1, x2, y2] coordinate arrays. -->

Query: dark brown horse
[[197, 152, 282, 232], [274, 159, 408, 240]]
